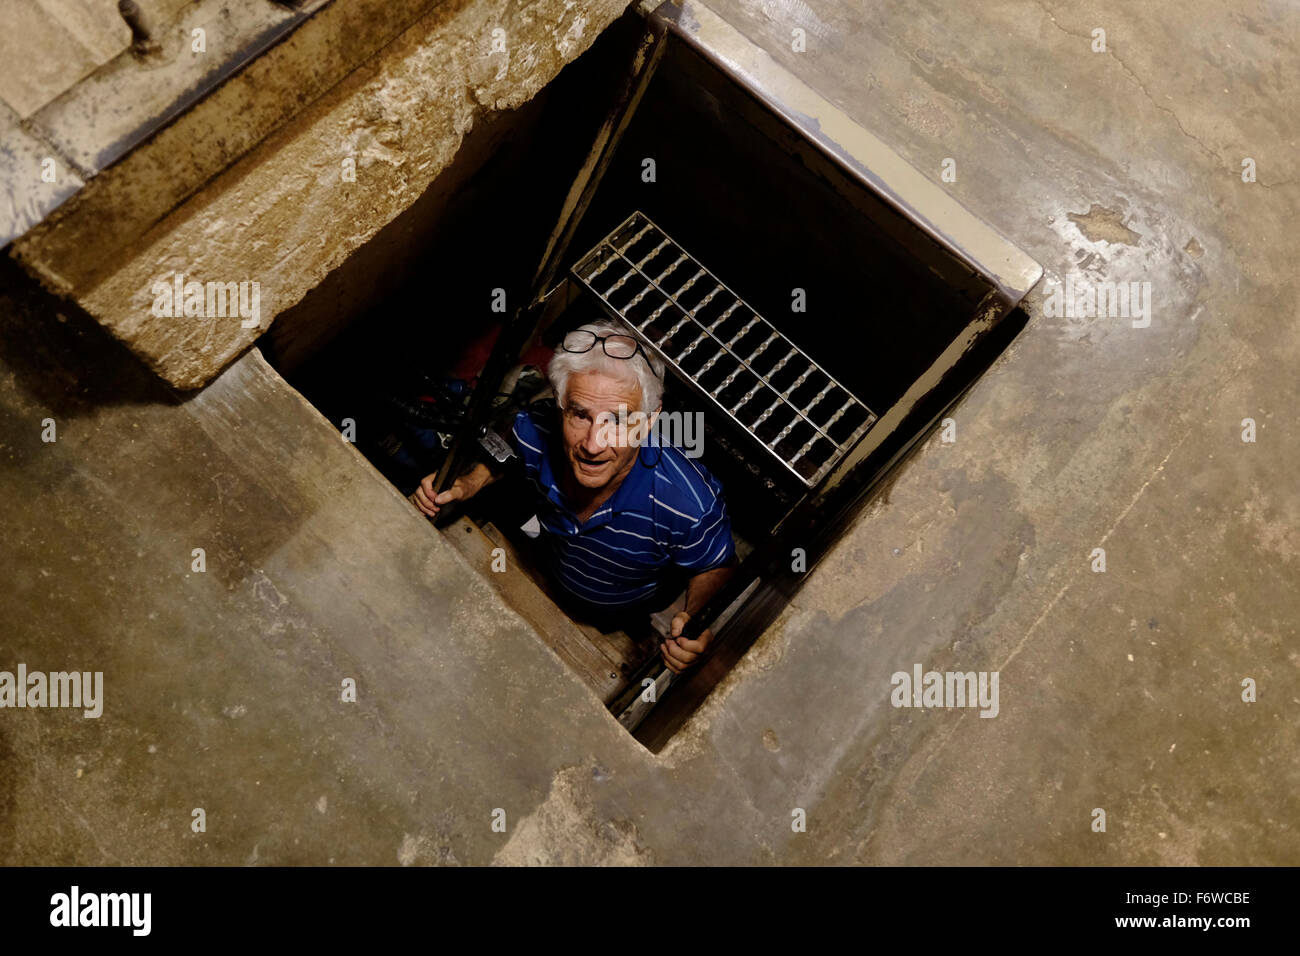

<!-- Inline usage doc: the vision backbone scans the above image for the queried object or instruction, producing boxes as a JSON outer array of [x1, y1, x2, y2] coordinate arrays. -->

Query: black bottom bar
[[0, 865, 1281, 942]]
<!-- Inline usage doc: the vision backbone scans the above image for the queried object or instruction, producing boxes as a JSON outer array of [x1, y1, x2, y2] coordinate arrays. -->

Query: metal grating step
[[571, 211, 877, 488]]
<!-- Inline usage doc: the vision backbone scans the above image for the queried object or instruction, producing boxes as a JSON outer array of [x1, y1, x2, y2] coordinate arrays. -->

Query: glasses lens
[[603, 334, 639, 358], [562, 330, 597, 353]]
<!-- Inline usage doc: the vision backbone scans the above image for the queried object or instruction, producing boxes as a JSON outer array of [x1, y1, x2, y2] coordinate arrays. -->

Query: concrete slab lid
[[28, 0, 319, 178], [654, 0, 1045, 302]]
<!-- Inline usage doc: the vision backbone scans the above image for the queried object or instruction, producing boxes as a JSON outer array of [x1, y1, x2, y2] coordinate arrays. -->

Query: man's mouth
[[575, 455, 611, 473]]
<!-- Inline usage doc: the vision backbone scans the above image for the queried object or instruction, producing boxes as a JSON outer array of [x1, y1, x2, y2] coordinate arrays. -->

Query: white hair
[[548, 317, 665, 412]]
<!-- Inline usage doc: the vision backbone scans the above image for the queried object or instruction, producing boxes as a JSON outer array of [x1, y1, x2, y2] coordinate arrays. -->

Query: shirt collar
[[539, 437, 659, 531]]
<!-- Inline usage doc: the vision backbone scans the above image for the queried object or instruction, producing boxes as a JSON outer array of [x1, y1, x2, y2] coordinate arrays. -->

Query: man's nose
[[582, 415, 616, 453], [581, 422, 610, 453]]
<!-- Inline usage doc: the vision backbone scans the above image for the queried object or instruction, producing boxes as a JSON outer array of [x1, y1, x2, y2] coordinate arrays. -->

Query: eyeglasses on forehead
[[561, 329, 662, 379]]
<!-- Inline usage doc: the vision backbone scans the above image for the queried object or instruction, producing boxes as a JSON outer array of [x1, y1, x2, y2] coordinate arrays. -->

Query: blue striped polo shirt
[[509, 403, 736, 612]]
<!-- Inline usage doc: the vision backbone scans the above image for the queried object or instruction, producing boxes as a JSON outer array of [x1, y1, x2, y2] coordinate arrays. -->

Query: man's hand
[[661, 611, 713, 674], [410, 467, 485, 519]]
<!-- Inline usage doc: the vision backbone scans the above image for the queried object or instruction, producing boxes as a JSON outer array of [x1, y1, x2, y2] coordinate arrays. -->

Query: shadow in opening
[[257, 6, 1035, 750]]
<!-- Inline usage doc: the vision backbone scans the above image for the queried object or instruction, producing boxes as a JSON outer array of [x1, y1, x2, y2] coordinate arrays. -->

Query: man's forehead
[[565, 373, 642, 411]]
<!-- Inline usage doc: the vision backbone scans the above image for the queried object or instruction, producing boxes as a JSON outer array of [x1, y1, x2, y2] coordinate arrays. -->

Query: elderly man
[[411, 318, 737, 673]]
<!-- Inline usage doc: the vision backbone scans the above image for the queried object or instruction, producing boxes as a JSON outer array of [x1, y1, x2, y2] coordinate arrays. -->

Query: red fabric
[[447, 320, 554, 381]]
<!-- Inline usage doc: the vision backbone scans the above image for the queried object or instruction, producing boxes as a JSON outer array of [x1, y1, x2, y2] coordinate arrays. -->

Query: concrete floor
[[1, 0, 1297, 864]]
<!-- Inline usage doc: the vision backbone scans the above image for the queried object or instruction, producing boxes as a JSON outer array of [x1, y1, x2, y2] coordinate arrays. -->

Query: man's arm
[[661, 559, 738, 674], [412, 406, 540, 518], [409, 461, 501, 519], [683, 562, 737, 617]]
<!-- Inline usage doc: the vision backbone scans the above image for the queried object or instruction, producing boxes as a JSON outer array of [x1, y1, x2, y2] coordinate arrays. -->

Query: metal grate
[[571, 211, 877, 487]]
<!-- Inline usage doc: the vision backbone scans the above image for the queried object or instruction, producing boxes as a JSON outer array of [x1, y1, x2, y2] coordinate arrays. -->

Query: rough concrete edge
[[655, 597, 799, 769], [0, 102, 86, 246]]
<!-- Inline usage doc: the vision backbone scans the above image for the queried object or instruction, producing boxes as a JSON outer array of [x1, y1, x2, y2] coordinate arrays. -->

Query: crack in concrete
[[897, 332, 1254, 799], [996, 422, 1195, 678], [1030, 0, 1296, 187]]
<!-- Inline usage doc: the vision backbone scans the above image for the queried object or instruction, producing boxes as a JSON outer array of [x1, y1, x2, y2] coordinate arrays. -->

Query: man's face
[[560, 372, 654, 492]]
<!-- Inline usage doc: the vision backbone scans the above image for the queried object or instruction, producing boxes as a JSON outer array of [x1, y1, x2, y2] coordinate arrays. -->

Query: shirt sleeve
[[510, 408, 545, 475], [669, 492, 736, 573]]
